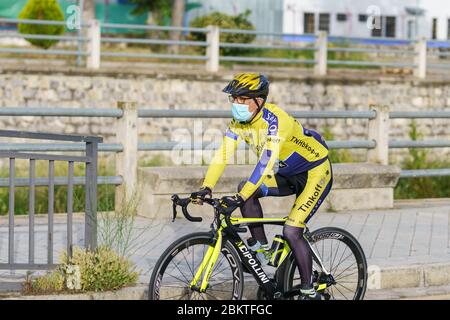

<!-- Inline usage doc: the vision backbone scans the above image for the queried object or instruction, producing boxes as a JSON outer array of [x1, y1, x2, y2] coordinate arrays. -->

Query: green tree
[[18, 0, 65, 49], [130, 0, 188, 53], [189, 10, 256, 55], [82, 0, 96, 22], [129, 0, 171, 26]]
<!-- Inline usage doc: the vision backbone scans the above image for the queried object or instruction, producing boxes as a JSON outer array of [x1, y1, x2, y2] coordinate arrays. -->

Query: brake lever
[[172, 202, 177, 222], [171, 194, 179, 222]]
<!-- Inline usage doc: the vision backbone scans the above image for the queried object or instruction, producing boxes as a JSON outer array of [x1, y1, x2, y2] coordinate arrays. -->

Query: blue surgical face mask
[[231, 103, 253, 122]]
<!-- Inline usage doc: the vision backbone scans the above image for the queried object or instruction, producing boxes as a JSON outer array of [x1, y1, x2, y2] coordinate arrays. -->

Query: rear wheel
[[282, 227, 368, 300], [149, 232, 244, 300]]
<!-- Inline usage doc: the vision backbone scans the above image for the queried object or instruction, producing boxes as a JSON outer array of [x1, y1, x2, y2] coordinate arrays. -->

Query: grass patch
[[0, 160, 115, 215], [394, 120, 450, 199], [322, 125, 355, 163], [139, 154, 173, 167]]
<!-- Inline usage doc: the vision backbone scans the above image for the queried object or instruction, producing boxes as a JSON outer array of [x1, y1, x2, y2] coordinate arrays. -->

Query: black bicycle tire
[[280, 227, 368, 300], [148, 232, 245, 300]]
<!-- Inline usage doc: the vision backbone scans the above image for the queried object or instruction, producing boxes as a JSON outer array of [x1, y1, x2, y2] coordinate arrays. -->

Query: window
[[385, 16, 396, 37], [337, 13, 347, 22], [371, 16, 383, 37], [448, 19, 450, 39], [370, 16, 396, 38], [319, 13, 330, 32], [304, 13, 315, 33], [358, 14, 368, 22], [432, 18, 437, 39]]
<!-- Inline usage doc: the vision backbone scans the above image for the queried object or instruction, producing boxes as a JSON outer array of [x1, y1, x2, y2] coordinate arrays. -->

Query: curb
[[365, 284, 450, 300], [2, 262, 450, 300], [1, 285, 148, 300], [368, 262, 450, 290]]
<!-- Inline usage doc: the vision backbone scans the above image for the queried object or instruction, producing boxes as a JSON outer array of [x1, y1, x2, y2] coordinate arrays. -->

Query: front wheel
[[149, 232, 244, 300], [281, 227, 368, 300]]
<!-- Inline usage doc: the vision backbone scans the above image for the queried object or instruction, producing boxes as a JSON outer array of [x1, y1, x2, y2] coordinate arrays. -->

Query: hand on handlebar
[[218, 193, 245, 214], [190, 186, 212, 205]]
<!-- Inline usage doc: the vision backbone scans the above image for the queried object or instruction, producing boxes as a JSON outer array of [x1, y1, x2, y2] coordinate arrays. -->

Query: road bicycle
[[149, 194, 368, 300]]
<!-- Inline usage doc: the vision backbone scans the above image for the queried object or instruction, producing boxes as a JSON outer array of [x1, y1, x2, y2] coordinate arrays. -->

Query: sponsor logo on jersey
[[267, 136, 281, 143], [297, 183, 323, 212], [268, 124, 278, 134], [290, 136, 320, 158]]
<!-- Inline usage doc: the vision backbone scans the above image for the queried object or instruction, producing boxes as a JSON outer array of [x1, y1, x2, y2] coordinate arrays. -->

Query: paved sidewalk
[[1, 198, 450, 291]]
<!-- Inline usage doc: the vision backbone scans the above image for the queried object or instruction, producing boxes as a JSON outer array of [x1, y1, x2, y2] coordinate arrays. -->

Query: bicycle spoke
[[334, 269, 359, 281], [159, 285, 190, 290], [332, 252, 355, 276], [181, 248, 195, 278], [211, 279, 233, 287], [332, 245, 350, 273], [208, 284, 234, 292], [163, 272, 190, 285], [203, 291, 219, 300], [165, 255, 193, 281], [321, 238, 325, 265], [211, 256, 227, 278], [330, 286, 336, 300], [331, 239, 343, 271], [163, 289, 190, 300], [335, 282, 355, 293], [211, 263, 231, 279], [329, 239, 333, 273], [168, 260, 192, 284], [333, 284, 350, 300], [164, 293, 186, 300], [335, 280, 358, 284], [191, 244, 196, 278], [333, 261, 357, 280]]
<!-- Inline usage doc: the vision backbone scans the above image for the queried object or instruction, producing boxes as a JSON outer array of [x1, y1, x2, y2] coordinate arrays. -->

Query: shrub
[[24, 270, 65, 294], [24, 246, 139, 294], [189, 10, 256, 55], [18, 0, 65, 49]]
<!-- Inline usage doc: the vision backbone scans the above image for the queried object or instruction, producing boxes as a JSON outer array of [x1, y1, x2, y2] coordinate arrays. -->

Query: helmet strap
[[242, 97, 265, 124]]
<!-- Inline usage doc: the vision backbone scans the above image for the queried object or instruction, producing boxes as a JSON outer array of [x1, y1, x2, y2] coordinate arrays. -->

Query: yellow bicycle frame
[[189, 216, 328, 293]]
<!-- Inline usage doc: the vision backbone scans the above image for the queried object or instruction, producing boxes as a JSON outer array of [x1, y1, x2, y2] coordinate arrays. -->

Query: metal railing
[[0, 130, 102, 270], [0, 103, 450, 269], [1, 18, 450, 77], [0, 104, 448, 272], [0, 106, 449, 184]]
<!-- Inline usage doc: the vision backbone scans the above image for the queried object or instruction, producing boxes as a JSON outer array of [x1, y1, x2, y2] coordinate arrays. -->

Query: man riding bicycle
[[191, 73, 333, 300]]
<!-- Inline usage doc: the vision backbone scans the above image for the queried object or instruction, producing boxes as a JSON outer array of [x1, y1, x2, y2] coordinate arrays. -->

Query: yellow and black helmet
[[223, 73, 269, 98]]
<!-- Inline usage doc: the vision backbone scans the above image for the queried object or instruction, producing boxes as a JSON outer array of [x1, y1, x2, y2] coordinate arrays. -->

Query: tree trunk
[[82, 0, 96, 22], [168, 0, 185, 54]]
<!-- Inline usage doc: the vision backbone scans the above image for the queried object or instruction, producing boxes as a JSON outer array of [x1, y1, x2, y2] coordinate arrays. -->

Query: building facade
[[283, 0, 450, 40]]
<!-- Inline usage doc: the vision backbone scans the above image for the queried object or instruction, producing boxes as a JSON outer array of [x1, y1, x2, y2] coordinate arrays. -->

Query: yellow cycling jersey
[[202, 103, 329, 200]]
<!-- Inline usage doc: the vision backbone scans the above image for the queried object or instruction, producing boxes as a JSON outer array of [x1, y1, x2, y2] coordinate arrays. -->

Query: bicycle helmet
[[223, 73, 269, 98]]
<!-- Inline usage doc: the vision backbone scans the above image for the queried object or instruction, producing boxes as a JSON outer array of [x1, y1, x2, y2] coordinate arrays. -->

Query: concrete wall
[[138, 163, 401, 219], [0, 66, 449, 165]]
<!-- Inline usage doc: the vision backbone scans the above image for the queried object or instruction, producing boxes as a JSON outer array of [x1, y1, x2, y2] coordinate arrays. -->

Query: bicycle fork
[[189, 231, 223, 293]]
